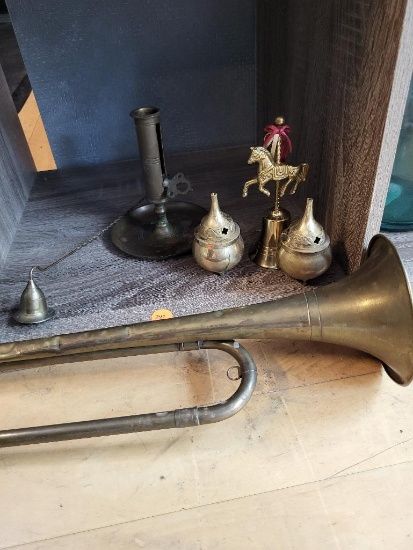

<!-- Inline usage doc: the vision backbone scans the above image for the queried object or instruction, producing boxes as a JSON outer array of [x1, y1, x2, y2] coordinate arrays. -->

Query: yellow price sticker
[[150, 309, 174, 321]]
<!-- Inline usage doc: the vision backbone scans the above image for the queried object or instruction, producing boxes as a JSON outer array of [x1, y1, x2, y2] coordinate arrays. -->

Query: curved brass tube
[[0, 340, 257, 447], [1, 235, 413, 448]]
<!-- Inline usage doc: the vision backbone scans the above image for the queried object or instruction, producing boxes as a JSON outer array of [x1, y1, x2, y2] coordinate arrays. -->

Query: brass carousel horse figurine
[[242, 117, 310, 269], [242, 146, 309, 199]]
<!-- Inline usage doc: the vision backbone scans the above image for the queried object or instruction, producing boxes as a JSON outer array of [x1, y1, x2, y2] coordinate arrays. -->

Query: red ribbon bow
[[263, 124, 292, 162]]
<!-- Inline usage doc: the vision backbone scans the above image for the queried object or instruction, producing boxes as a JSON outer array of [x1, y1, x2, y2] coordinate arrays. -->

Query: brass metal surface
[[193, 193, 244, 273], [13, 202, 147, 325], [242, 123, 309, 269], [0, 234, 412, 446], [1, 234, 412, 385], [111, 201, 206, 260], [242, 146, 309, 199], [13, 276, 54, 324], [250, 207, 290, 269], [112, 106, 205, 260], [277, 198, 332, 280], [129, 106, 166, 203], [277, 245, 333, 282], [282, 198, 329, 253], [0, 341, 257, 447]]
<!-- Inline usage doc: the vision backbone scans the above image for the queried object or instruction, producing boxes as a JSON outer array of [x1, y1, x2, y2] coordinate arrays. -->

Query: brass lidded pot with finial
[[193, 193, 244, 273], [277, 198, 332, 281]]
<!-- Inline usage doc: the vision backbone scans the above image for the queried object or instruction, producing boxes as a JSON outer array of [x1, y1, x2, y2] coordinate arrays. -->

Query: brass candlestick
[[242, 117, 309, 269], [111, 107, 206, 260]]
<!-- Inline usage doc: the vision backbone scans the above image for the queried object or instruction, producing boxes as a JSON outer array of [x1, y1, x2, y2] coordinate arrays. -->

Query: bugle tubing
[[0, 234, 412, 447], [2, 234, 413, 385]]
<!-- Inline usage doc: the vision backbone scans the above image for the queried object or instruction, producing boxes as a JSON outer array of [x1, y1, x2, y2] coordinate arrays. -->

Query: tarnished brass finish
[[112, 202, 206, 260], [130, 107, 166, 203], [111, 107, 206, 259], [13, 272, 54, 324], [242, 120, 309, 268], [250, 207, 290, 269], [193, 193, 244, 273], [242, 146, 309, 199], [0, 234, 412, 446], [277, 198, 332, 281], [0, 341, 257, 447], [13, 206, 142, 325]]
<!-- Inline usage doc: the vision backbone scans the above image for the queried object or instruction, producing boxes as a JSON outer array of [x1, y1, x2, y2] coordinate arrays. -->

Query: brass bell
[[13, 270, 54, 324], [243, 115, 309, 270], [277, 198, 332, 281], [193, 193, 244, 273], [250, 207, 291, 269]]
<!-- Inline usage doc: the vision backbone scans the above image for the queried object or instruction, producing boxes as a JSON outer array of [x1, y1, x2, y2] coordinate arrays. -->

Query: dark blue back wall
[[8, 0, 256, 168]]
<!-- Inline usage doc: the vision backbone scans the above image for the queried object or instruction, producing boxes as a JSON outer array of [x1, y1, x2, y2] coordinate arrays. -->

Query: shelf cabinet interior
[[1, 0, 412, 353]]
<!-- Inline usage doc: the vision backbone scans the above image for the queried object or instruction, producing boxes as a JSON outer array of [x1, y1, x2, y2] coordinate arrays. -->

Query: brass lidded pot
[[277, 198, 332, 281], [193, 193, 244, 273]]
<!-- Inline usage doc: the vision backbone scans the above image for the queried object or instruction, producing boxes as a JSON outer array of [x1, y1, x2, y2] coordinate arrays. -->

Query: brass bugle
[[0, 233, 412, 447]]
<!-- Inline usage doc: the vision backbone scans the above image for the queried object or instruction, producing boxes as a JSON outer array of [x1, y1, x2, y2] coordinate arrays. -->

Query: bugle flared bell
[[0, 234, 412, 447]]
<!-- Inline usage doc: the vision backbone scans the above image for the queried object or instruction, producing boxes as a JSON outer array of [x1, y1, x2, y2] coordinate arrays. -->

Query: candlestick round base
[[111, 202, 206, 260]]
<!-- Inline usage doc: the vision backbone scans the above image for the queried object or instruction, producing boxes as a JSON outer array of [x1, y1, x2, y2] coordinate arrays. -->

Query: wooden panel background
[[0, 63, 35, 267], [365, 0, 413, 249], [258, 0, 413, 271]]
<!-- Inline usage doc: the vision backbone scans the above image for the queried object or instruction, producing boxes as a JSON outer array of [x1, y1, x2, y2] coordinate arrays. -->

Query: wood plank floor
[[1, 93, 412, 549]]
